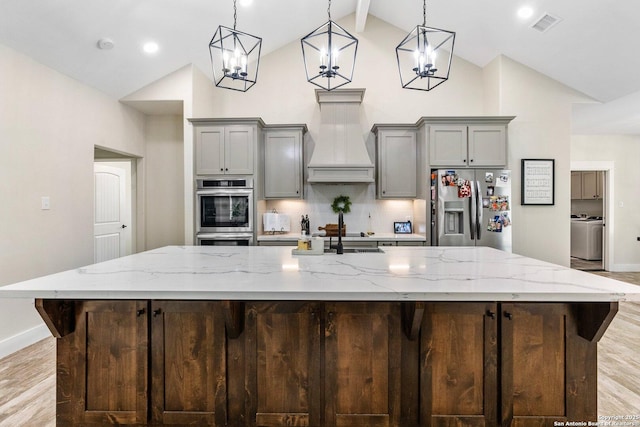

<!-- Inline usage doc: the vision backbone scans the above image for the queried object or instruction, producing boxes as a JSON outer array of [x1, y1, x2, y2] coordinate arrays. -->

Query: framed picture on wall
[[521, 159, 555, 205]]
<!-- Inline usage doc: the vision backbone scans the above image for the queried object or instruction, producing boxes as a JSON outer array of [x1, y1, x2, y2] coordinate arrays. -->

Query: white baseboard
[[0, 323, 51, 360], [610, 264, 640, 273]]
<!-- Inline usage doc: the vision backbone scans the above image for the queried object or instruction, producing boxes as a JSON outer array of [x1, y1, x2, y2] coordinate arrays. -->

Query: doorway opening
[[94, 147, 138, 263], [570, 167, 608, 271]]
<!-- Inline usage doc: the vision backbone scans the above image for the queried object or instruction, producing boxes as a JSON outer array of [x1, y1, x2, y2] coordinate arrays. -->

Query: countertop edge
[[3, 290, 632, 303]]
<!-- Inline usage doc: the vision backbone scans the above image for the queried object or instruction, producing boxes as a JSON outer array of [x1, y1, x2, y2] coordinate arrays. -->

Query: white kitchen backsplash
[[260, 184, 425, 235]]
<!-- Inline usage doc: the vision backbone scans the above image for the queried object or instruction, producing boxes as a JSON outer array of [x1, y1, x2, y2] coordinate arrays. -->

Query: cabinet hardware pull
[[487, 310, 496, 319], [220, 168, 224, 171], [153, 309, 162, 317], [470, 159, 474, 163], [136, 308, 145, 317], [504, 311, 513, 320]]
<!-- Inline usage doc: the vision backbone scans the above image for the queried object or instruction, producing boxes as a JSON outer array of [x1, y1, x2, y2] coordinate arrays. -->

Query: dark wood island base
[[36, 299, 617, 427]]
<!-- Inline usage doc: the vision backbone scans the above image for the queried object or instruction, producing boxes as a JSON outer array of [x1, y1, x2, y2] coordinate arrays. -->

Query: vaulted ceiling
[[2, 0, 639, 133]]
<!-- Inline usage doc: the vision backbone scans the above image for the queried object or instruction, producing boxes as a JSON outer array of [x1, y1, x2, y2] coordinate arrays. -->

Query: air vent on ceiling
[[531, 13, 562, 33]]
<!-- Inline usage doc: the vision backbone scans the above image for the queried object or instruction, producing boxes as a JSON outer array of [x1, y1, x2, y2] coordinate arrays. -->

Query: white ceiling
[[1, 0, 639, 133]]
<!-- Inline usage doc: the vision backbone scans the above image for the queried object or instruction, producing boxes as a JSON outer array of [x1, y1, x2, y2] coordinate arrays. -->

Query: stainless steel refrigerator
[[431, 168, 512, 252]]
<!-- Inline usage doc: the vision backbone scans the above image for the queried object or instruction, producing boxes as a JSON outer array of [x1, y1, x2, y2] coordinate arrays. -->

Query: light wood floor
[[1, 272, 639, 425]]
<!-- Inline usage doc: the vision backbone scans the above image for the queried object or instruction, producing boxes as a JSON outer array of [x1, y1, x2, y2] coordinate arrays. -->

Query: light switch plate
[[41, 196, 50, 210]]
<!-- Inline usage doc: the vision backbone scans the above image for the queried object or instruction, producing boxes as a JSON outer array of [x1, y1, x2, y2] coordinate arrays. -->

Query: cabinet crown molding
[[188, 117, 266, 127], [416, 116, 516, 126]]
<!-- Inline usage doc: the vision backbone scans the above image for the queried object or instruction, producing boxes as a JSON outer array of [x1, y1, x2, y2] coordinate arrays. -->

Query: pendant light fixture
[[209, 0, 262, 92], [301, 0, 358, 91], [396, 0, 455, 91]]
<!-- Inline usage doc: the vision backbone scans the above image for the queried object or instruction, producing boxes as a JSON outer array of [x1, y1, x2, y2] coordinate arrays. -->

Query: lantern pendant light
[[301, 0, 358, 91], [396, 0, 455, 91], [209, 0, 262, 92]]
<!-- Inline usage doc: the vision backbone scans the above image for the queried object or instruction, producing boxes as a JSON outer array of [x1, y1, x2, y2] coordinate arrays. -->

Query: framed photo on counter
[[521, 158, 555, 205]]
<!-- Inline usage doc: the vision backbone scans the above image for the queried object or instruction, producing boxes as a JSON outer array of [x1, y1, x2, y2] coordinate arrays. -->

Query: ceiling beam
[[355, 0, 371, 33]]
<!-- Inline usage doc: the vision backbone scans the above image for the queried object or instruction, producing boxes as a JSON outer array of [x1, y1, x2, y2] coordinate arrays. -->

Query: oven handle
[[196, 188, 253, 196], [196, 233, 254, 239]]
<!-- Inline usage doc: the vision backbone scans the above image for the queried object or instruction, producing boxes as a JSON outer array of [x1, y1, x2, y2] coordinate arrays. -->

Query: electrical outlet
[[41, 196, 50, 210]]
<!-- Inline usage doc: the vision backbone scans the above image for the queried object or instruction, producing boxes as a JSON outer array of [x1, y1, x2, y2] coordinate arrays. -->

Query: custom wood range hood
[[307, 88, 375, 183]]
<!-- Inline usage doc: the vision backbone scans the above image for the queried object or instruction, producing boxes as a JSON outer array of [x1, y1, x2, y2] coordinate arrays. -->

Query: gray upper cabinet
[[581, 171, 603, 199], [573, 170, 603, 200], [428, 125, 468, 166], [468, 125, 507, 166], [263, 126, 306, 199], [425, 117, 514, 168], [374, 125, 417, 199], [194, 123, 256, 175]]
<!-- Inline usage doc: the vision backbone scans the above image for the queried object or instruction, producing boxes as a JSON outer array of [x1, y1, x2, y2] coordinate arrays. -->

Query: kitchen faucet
[[335, 211, 344, 254]]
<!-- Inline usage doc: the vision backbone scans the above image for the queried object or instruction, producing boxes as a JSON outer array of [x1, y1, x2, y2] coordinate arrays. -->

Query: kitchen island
[[2, 246, 639, 427]]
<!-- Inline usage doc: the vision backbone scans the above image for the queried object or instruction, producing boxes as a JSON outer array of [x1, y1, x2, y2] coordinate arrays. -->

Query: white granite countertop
[[258, 232, 426, 242], [1, 246, 638, 302]]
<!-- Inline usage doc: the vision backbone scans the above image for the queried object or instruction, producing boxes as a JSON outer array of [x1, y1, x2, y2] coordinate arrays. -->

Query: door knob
[[121, 224, 127, 229]]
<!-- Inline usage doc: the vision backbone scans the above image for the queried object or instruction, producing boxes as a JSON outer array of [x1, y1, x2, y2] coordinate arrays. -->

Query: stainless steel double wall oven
[[195, 178, 254, 246]]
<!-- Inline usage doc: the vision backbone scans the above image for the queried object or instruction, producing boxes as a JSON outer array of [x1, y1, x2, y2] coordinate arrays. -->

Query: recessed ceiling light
[[518, 6, 534, 19], [143, 41, 159, 54]]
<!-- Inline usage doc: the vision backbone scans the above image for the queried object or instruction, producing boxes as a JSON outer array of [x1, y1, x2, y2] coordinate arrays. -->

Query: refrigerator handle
[[476, 180, 483, 239], [469, 180, 476, 240]]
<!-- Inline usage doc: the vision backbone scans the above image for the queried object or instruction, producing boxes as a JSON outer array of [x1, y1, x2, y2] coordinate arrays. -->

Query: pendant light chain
[[423, 0, 427, 26], [233, 0, 237, 30], [328, 0, 332, 21]]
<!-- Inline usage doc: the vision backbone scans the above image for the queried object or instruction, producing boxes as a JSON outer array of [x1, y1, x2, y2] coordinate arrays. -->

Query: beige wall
[[122, 65, 196, 244], [144, 115, 185, 249], [485, 56, 592, 265], [571, 135, 640, 270], [0, 42, 146, 350]]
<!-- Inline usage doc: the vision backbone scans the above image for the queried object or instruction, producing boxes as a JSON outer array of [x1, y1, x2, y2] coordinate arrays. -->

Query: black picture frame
[[394, 221, 412, 234], [521, 159, 555, 205]]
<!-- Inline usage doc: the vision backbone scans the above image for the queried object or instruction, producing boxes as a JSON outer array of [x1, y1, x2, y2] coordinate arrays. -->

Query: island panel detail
[[40, 299, 615, 426]]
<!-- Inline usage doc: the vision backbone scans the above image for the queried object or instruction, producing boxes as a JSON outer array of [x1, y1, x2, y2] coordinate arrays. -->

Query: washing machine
[[570, 219, 603, 260]]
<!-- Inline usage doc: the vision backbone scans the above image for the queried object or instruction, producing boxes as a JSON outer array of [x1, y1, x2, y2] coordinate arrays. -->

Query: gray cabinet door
[[224, 126, 254, 175], [468, 125, 506, 167], [581, 170, 602, 199], [264, 130, 302, 198], [429, 125, 468, 166], [196, 126, 225, 175], [571, 171, 583, 200], [378, 129, 417, 198]]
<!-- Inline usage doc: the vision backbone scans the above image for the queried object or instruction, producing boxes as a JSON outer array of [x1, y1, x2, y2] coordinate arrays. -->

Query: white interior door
[[94, 163, 131, 262]]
